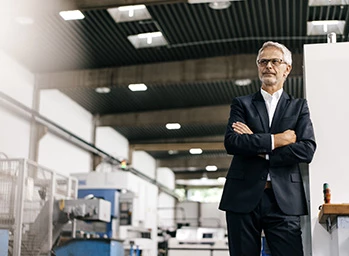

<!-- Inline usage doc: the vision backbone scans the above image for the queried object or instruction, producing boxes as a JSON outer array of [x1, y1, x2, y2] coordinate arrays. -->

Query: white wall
[[304, 42, 349, 256], [0, 50, 33, 158], [96, 127, 129, 160], [132, 151, 156, 179], [38, 90, 92, 176], [157, 167, 176, 229]]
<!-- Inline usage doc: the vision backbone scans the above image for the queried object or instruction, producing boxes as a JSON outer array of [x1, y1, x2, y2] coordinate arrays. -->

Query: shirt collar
[[260, 87, 283, 102]]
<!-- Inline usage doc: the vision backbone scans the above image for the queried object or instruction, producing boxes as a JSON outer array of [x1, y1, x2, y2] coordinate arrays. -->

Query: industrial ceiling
[[1, 0, 348, 183]]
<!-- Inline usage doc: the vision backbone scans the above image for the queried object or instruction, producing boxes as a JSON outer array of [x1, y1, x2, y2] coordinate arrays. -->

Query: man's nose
[[266, 60, 273, 67]]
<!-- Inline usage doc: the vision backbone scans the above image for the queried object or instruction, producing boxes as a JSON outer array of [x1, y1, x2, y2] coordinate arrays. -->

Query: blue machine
[[0, 229, 9, 256], [54, 238, 124, 256], [78, 189, 120, 238]]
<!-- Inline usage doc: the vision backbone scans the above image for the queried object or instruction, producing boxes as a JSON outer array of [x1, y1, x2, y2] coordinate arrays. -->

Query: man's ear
[[284, 65, 292, 77]]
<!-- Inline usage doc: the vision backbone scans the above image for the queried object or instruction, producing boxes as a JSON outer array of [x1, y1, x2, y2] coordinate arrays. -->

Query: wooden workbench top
[[318, 204, 349, 224]]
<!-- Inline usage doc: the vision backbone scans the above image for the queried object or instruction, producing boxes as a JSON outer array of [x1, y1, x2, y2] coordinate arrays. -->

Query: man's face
[[257, 46, 291, 88]]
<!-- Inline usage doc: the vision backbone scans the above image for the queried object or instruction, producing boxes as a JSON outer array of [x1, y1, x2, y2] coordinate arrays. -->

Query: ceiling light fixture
[[118, 5, 146, 17], [128, 83, 147, 91], [307, 20, 345, 35], [189, 148, 203, 154], [128, 32, 168, 48], [95, 87, 111, 94], [59, 10, 85, 21], [166, 123, 181, 130], [308, 0, 349, 6], [209, 1, 231, 10], [107, 5, 152, 23], [235, 79, 252, 86], [168, 150, 179, 155], [206, 165, 218, 171]]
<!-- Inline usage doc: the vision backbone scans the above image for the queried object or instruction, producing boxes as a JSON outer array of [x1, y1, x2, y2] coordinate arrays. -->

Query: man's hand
[[232, 122, 253, 134], [274, 129, 296, 148], [232, 122, 266, 158]]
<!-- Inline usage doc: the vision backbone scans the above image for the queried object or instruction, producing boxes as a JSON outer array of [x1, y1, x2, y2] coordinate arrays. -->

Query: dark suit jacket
[[219, 90, 316, 216]]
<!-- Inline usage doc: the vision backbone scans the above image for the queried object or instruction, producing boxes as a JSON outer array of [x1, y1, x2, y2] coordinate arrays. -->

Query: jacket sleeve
[[224, 97, 272, 156], [269, 99, 316, 167]]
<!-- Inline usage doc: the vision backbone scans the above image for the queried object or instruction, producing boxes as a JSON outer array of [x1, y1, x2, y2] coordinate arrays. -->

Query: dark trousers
[[226, 188, 304, 256]]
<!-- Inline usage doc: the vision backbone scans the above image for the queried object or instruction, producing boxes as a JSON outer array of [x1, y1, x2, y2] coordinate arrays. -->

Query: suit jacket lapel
[[252, 92, 269, 132], [270, 91, 291, 132]]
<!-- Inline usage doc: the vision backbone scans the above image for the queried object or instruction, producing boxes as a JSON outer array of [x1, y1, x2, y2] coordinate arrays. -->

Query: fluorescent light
[[206, 165, 218, 171], [128, 83, 147, 91], [166, 123, 181, 130], [95, 87, 111, 93], [137, 32, 162, 38], [189, 148, 203, 154], [59, 10, 85, 21], [309, 0, 349, 6], [118, 5, 146, 11], [311, 20, 340, 26], [235, 79, 252, 86]]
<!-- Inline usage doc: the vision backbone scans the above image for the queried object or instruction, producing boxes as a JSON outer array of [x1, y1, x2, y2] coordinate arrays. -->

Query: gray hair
[[256, 41, 292, 65]]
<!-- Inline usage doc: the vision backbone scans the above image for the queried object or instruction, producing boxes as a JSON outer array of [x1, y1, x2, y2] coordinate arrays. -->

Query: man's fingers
[[232, 122, 253, 134]]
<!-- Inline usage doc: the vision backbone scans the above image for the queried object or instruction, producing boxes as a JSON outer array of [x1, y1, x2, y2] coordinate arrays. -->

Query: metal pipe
[[0, 91, 179, 199]]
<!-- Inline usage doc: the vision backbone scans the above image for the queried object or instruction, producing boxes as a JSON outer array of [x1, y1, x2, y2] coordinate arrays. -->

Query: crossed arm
[[232, 121, 296, 154]]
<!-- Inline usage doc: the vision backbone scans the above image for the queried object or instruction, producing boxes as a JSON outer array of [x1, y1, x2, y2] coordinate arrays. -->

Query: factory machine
[[167, 227, 228, 256], [71, 171, 154, 256], [0, 159, 151, 256], [0, 158, 123, 256]]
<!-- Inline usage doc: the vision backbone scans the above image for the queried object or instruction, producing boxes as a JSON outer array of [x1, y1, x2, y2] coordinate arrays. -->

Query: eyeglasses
[[257, 58, 287, 67]]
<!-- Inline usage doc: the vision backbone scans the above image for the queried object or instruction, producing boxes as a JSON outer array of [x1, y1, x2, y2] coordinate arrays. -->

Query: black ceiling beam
[[131, 142, 225, 151], [35, 54, 303, 90], [158, 155, 232, 169], [98, 105, 229, 127]]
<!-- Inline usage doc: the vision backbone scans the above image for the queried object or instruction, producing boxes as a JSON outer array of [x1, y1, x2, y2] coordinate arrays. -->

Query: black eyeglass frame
[[256, 58, 288, 67]]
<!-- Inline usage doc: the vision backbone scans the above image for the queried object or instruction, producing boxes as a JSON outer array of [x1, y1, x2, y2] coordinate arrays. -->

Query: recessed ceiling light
[[209, 1, 231, 10], [166, 123, 181, 130], [206, 165, 218, 171], [189, 148, 203, 154], [128, 83, 147, 91], [168, 150, 179, 155], [235, 79, 252, 86], [95, 87, 111, 93], [59, 10, 85, 21], [107, 5, 152, 23], [127, 32, 168, 48]]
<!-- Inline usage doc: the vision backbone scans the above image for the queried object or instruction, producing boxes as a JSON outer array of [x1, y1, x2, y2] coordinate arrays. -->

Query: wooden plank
[[318, 204, 349, 224]]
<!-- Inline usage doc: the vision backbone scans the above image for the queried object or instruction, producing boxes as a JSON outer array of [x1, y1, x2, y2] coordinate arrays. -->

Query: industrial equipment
[[0, 158, 125, 256], [72, 171, 155, 256], [167, 226, 228, 256]]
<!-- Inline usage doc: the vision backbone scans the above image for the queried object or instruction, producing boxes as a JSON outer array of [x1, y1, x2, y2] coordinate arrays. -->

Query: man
[[219, 41, 316, 256]]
